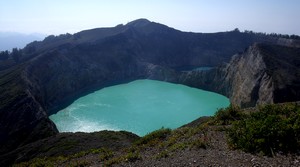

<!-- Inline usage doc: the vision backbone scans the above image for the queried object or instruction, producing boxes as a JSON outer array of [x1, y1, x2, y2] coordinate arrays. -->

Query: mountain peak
[[126, 18, 151, 27]]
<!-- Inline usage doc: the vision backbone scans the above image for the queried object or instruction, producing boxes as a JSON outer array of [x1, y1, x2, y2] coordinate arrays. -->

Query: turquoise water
[[49, 79, 229, 136], [192, 67, 214, 71], [177, 66, 214, 72]]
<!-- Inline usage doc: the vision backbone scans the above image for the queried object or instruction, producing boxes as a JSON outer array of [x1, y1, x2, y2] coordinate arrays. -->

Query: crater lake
[[49, 79, 229, 136]]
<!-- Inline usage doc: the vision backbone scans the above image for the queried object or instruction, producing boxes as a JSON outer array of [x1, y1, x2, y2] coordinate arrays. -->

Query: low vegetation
[[14, 147, 114, 167], [227, 103, 300, 156], [212, 104, 245, 125], [134, 127, 172, 146]]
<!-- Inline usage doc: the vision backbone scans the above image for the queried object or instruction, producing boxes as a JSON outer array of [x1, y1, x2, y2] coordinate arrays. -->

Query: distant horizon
[[2, 17, 300, 52], [1, 23, 299, 37], [1, 1, 300, 36], [1, 18, 299, 37]]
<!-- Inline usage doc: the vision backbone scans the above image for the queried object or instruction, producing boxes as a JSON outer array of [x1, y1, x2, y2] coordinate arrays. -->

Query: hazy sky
[[0, 0, 300, 35]]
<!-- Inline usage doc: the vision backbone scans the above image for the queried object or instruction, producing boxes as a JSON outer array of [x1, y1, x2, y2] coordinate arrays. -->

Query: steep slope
[[260, 44, 300, 103], [216, 44, 276, 107], [0, 66, 57, 155], [224, 43, 300, 107], [179, 43, 300, 107]]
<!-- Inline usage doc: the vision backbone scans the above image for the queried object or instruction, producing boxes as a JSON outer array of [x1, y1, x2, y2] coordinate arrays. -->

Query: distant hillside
[[0, 32, 45, 51], [1, 19, 298, 71]]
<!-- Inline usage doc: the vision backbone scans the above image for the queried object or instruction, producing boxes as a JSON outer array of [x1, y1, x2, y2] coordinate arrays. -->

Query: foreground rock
[[0, 131, 139, 166]]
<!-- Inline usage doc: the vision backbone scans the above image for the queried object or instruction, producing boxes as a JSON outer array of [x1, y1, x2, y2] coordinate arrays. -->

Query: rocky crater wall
[[177, 43, 299, 108], [1, 19, 300, 156]]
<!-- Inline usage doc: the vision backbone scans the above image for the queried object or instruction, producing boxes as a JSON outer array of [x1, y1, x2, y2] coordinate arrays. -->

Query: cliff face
[[259, 44, 300, 103], [0, 66, 58, 155], [218, 44, 274, 107], [178, 43, 300, 108]]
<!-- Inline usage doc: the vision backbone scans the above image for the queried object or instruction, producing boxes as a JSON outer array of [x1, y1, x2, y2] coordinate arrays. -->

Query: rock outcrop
[[0, 66, 58, 155], [210, 44, 275, 107], [178, 43, 300, 108]]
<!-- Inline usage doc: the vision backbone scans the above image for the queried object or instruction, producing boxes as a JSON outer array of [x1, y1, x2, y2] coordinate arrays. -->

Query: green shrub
[[213, 105, 245, 125], [98, 148, 114, 161], [69, 160, 90, 167], [190, 138, 207, 149], [134, 127, 172, 146], [104, 157, 123, 166], [169, 142, 188, 151], [228, 103, 300, 156], [14, 157, 54, 167], [71, 151, 89, 158], [123, 151, 141, 162], [103, 148, 141, 166]]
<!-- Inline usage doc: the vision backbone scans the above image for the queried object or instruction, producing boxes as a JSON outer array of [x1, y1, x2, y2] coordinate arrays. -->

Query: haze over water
[[50, 79, 229, 136]]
